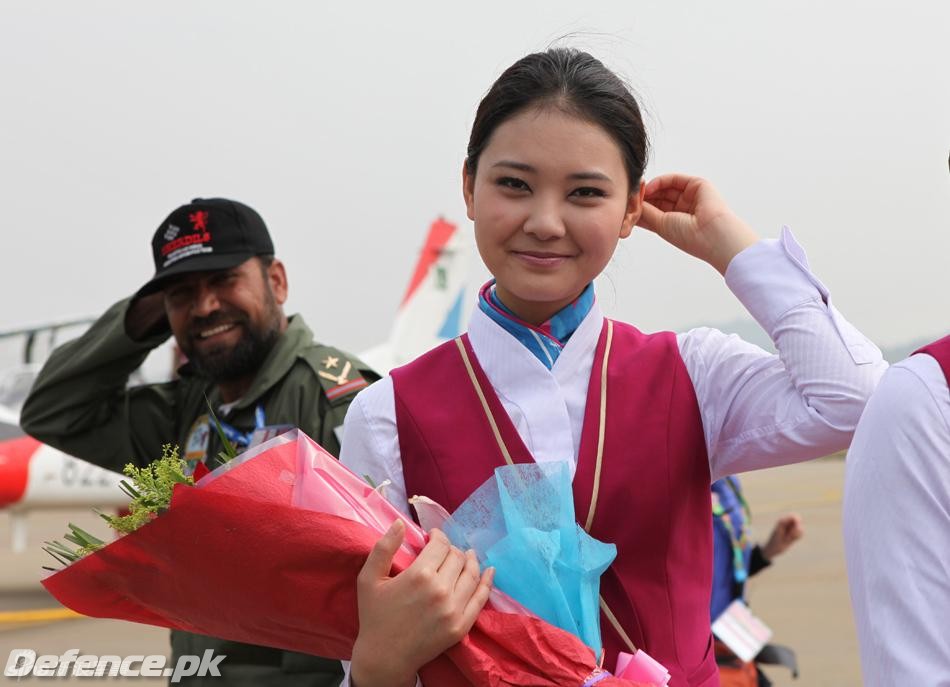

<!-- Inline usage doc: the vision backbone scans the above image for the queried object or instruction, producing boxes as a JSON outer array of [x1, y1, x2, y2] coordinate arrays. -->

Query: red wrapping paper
[[42, 432, 649, 686]]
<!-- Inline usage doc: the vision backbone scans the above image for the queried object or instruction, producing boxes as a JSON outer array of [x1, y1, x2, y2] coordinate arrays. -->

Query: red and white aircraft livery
[[0, 435, 127, 552], [361, 217, 476, 374]]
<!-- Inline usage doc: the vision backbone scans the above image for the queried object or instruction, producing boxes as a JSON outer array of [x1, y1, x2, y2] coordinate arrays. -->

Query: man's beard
[[181, 298, 282, 384]]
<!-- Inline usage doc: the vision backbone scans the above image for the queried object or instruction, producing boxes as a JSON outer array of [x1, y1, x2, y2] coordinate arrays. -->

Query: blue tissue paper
[[441, 461, 616, 655]]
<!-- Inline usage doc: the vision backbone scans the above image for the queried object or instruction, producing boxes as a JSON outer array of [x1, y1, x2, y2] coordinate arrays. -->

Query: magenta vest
[[390, 320, 718, 687], [916, 334, 950, 387]]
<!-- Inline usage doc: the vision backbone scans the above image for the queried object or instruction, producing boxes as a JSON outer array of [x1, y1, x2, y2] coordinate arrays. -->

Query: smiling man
[[21, 198, 377, 686]]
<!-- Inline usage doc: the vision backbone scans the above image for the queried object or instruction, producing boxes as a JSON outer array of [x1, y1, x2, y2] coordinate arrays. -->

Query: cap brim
[[132, 251, 256, 301]]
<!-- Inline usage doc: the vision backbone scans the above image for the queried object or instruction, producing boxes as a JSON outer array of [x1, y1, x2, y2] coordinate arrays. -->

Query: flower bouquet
[[42, 430, 666, 686]]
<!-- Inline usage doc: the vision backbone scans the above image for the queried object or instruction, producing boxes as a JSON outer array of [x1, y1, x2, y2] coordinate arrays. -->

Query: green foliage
[[44, 444, 193, 568], [206, 395, 238, 466], [102, 444, 193, 534], [42, 524, 106, 566]]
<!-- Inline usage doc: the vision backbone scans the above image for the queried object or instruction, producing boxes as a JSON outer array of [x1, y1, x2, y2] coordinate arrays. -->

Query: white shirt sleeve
[[339, 376, 410, 516], [843, 355, 950, 686], [338, 379, 421, 687], [680, 228, 888, 481]]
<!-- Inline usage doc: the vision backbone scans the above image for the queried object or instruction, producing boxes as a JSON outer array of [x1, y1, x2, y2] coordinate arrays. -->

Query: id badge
[[712, 599, 773, 661], [247, 424, 295, 450], [183, 414, 211, 473]]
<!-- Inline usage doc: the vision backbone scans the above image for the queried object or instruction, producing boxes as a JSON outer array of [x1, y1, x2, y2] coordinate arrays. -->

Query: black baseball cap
[[133, 197, 275, 299]]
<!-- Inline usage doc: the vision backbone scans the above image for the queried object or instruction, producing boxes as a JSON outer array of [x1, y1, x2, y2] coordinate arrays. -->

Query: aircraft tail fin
[[360, 218, 475, 374]]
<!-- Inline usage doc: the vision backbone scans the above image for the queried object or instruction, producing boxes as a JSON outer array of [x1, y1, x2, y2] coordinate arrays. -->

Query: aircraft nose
[[0, 435, 39, 508]]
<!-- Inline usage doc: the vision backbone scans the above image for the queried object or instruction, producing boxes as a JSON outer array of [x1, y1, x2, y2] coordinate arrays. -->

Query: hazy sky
[[2, 1, 948, 354]]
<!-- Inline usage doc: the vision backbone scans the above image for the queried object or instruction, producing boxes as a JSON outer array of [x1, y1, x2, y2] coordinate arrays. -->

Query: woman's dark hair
[[466, 48, 649, 189]]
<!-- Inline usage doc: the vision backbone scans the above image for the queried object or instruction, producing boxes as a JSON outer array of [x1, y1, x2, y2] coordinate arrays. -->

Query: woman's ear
[[462, 161, 476, 221], [620, 180, 646, 239]]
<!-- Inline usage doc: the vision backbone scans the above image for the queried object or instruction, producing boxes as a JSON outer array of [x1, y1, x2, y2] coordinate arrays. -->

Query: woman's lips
[[512, 251, 572, 267]]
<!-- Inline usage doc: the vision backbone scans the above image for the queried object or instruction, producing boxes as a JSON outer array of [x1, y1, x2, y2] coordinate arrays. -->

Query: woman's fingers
[[644, 186, 685, 204], [352, 527, 493, 684], [359, 519, 405, 585], [461, 566, 495, 627], [451, 549, 482, 600], [411, 528, 453, 573], [645, 174, 708, 215], [644, 173, 695, 197], [436, 545, 467, 582], [637, 202, 665, 233], [645, 198, 680, 213]]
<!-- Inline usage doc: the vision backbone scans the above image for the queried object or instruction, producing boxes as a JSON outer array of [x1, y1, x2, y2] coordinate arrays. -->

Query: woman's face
[[463, 107, 643, 325]]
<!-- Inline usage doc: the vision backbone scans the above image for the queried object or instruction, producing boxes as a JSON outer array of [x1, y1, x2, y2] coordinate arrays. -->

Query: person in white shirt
[[844, 334, 950, 685], [339, 48, 887, 687]]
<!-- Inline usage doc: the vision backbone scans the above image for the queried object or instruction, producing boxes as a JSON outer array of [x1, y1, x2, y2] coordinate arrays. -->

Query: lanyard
[[712, 476, 751, 584], [216, 405, 266, 448], [723, 475, 751, 519]]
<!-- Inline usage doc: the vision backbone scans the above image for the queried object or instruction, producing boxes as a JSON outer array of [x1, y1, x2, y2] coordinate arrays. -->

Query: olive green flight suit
[[21, 298, 380, 687]]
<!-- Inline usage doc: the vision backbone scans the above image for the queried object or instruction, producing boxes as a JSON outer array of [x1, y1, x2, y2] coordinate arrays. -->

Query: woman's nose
[[522, 198, 566, 240]]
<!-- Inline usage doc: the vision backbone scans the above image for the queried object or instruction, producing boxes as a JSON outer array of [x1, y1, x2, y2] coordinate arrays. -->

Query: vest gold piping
[[455, 337, 514, 466]]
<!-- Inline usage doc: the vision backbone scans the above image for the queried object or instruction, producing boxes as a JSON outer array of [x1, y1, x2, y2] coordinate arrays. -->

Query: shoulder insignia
[[303, 346, 375, 405]]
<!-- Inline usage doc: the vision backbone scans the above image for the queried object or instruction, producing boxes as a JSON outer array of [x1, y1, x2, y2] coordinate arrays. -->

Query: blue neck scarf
[[477, 281, 594, 369]]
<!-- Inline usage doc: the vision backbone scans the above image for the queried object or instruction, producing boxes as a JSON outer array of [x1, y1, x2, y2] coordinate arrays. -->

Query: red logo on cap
[[188, 210, 209, 232], [161, 210, 212, 257]]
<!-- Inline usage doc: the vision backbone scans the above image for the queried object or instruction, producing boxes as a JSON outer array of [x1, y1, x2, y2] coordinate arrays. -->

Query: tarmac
[[0, 455, 862, 685]]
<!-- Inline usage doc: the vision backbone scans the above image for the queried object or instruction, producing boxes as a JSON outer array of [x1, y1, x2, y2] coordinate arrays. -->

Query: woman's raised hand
[[350, 521, 494, 687], [638, 174, 759, 275]]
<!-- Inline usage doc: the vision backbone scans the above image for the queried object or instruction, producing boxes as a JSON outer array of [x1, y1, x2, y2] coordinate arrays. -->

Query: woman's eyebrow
[[492, 160, 612, 183], [492, 160, 535, 172], [568, 171, 612, 182]]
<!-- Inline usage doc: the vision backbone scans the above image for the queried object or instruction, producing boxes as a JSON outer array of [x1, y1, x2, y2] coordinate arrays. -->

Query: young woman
[[339, 48, 886, 687]]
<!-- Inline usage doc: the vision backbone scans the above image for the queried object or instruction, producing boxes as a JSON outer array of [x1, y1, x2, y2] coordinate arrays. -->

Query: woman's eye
[[497, 177, 530, 192], [571, 187, 606, 198]]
